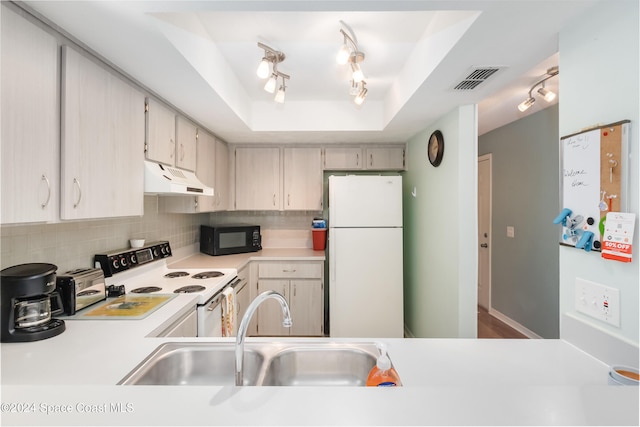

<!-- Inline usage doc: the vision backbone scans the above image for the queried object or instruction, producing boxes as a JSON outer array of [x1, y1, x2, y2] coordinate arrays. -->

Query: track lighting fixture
[[256, 42, 290, 103], [337, 21, 369, 105], [517, 66, 559, 112]]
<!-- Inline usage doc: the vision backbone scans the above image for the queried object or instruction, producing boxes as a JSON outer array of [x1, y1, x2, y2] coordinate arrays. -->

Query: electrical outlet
[[506, 226, 515, 238], [575, 278, 620, 327]]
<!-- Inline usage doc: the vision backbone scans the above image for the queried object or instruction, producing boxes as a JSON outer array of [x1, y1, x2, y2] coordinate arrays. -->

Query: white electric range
[[97, 242, 238, 337]]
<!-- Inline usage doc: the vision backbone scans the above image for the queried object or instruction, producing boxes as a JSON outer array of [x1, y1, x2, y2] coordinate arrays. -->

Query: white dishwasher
[[197, 290, 224, 337]]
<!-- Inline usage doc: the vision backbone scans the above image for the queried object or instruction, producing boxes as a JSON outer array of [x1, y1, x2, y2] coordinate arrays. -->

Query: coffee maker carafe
[[1, 263, 65, 342]]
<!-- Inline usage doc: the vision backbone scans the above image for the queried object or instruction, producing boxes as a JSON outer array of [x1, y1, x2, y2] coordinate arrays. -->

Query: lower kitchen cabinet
[[254, 261, 324, 337]]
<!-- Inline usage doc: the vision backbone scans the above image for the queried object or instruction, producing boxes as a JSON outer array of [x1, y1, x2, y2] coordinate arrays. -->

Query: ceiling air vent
[[453, 67, 503, 90]]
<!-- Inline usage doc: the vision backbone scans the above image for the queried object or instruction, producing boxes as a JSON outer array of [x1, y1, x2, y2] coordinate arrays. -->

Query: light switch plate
[[506, 226, 515, 238], [575, 278, 620, 327]]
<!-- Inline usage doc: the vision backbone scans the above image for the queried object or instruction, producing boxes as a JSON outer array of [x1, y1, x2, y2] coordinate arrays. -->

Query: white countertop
[[167, 248, 326, 271], [1, 250, 638, 426]]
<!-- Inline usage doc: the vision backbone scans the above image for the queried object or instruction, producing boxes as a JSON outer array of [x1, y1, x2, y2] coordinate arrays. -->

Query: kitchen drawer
[[258, 262, 322, 279]]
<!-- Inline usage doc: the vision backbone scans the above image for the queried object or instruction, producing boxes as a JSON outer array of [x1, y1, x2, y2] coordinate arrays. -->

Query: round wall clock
[[427, 130, 444, 167]]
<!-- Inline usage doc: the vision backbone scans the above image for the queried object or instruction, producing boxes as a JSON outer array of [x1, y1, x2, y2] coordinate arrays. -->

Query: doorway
[[477, 154, 492, 310]]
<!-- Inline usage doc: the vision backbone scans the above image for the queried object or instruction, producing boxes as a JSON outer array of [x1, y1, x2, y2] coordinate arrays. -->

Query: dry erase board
[[559, 120, 630, 250]]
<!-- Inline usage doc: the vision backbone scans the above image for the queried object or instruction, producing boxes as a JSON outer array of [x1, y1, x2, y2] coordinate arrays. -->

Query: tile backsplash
[[0, 197, 207, 273], [1, 197, 322, 273]]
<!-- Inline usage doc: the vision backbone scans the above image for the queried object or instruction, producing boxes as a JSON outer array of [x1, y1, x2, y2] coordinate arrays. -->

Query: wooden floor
[[477, 306, 528, 339]]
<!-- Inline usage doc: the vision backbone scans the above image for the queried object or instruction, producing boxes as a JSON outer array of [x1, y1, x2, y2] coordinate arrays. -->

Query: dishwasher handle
[[207, 277, 241, 311], [230, 276, 246, 293], [207, 292, 223, 311]]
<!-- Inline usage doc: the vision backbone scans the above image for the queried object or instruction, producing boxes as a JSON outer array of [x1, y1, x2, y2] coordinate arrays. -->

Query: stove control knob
[[112, 257, 120, 269], [153, 248, 159, 257], [120, 256, 128, 267], [161, 246, 167, 255], [129, 253, 137, 265]]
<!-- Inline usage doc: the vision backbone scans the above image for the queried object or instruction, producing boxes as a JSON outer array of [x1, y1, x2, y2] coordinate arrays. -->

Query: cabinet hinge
[[144, 143, 148, 154], [144, 102, 149, 113], [402, 149, 406, 168]]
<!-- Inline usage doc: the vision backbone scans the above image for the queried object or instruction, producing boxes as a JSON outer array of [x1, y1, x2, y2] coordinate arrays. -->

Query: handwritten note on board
[[560, 129, 601, 247]]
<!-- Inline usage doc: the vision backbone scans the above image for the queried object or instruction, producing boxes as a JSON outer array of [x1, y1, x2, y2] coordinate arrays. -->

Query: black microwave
[[200, 224, 261, 256]]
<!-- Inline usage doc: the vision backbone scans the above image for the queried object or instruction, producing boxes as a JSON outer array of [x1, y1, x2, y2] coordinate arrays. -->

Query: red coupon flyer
[[601, 212, 636, 262]]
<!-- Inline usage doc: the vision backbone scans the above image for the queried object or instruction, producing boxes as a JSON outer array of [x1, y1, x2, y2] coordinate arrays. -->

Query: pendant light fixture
[[256, 42, 290, 103], [517, 66, 559, 112], [336, 21, 368, 105]]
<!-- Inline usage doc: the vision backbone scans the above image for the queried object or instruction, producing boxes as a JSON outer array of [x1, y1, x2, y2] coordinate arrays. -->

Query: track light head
[[264, 74, 277, 93], [518, 97, 535, 112], [537, 86, 556, 102], [256, 58, 270, 79], [354, 87, 368, 105], [351, 62, 365, 83], [274, 85, 286, 104], [336, 43, 350, 65]]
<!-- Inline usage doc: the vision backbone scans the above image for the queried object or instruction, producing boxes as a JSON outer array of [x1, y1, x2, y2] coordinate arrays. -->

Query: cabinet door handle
[[293, 284, 296, 297], [273, 194, 276, 206], [180, 143, 185, 161], [170, 138, 175, 159], [72, 178, 82, 208], [356, 153, 359, 166], [370, 153, 373, 166], [287, 194, 290, 206], [40, 174, 51, 209], [282, 269, 296, 273]]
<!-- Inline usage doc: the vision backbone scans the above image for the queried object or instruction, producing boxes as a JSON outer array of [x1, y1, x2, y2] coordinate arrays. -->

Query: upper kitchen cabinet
[[323, 147, 362, 170], [235, 147, 280, 210], [144, 98, 175, 167], [323, 145, 406, 171], [60, 45, 145, 220], [364, 146, 406, 171], [175, 116, 197, 172], [1, 7, 59, 224], [214, 138, 230, 211], [159, 128, 216, 213], [145, 100, 196, 172], [284, 147, 323, 211]]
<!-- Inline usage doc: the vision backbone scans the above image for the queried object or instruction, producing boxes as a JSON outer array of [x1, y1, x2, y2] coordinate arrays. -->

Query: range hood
[[144, 161, 213, 196]]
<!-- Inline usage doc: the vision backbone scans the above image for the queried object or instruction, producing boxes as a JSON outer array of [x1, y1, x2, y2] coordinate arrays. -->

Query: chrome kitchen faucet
[[235, 290, 292, 386]]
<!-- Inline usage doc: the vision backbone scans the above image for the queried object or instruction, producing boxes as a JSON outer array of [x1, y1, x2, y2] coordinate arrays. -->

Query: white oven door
[[197, 294, 223, 337]]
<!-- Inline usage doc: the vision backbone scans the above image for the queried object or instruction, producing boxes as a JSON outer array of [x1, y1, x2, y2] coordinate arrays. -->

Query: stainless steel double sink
[[119, 341, 390, 386]]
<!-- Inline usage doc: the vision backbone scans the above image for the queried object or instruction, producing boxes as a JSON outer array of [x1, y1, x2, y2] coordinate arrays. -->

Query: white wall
[[558, 0, 639, 364], [403, 105, 478, 338]]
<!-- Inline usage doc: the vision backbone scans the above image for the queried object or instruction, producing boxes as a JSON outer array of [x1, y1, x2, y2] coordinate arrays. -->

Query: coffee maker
[[1, 263, 66, 342]]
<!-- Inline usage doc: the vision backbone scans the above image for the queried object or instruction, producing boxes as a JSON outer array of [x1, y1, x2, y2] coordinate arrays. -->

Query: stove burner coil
[[164, 271, 189, 278], [174, 285, 206, 294], [192, 271, 224, 279], [130, 286, 163, 294]]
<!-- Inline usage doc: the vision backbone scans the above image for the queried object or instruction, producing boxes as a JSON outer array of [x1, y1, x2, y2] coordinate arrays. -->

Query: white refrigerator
[[328, 175, 404, 338]]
